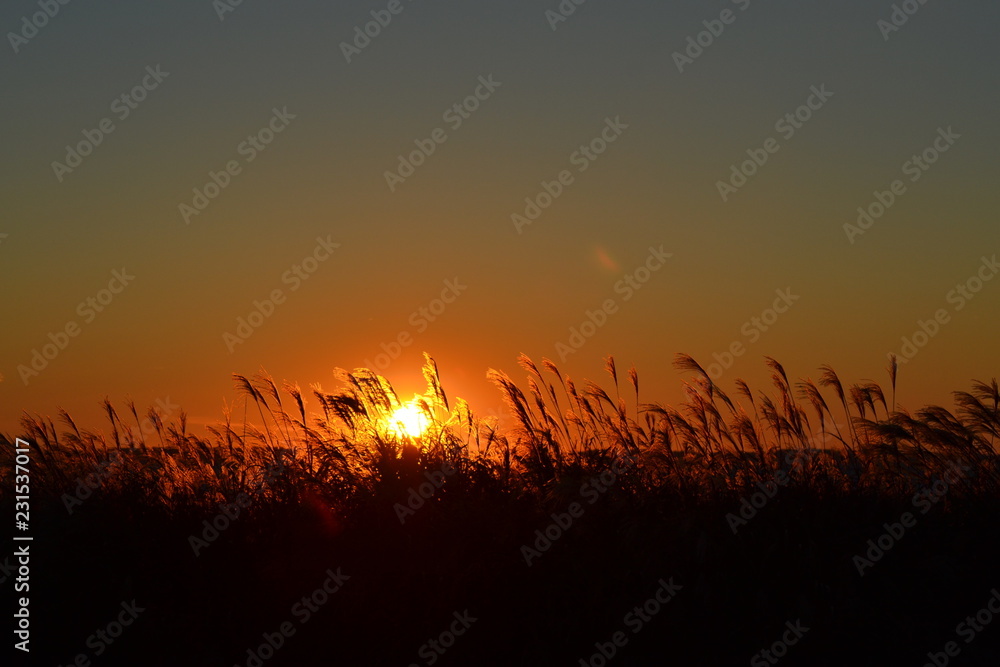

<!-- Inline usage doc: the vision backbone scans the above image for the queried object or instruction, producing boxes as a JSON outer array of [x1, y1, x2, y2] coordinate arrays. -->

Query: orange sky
[[2, 0, 999, 437]]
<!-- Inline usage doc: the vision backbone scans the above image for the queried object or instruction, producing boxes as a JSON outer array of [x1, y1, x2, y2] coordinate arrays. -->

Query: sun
[[387, 399, 430, 439]]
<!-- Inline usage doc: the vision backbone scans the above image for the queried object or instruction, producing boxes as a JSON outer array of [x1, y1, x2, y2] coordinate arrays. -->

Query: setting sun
[[387, 397, 430, 439]]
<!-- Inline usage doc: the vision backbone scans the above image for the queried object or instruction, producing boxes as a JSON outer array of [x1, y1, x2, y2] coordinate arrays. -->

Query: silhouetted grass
[[2, 353, 999, 666]]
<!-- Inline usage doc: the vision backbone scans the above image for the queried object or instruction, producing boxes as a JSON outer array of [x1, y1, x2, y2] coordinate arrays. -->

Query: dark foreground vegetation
[[3, 354, 1000, 666]]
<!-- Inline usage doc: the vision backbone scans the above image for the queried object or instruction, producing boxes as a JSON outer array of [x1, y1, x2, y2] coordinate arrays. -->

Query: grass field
[[3, 353, 999, 666]]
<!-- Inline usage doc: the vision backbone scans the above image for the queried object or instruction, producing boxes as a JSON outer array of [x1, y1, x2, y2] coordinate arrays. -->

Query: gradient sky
[[2, 0, 998, 435]]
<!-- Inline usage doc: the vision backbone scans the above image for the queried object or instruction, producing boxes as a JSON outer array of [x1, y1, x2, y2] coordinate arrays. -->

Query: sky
[[2, 0, 999, 435]]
